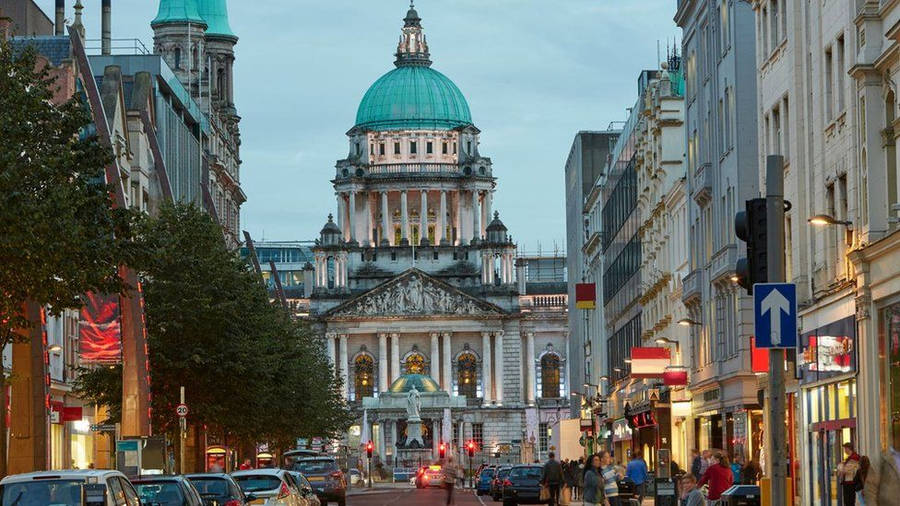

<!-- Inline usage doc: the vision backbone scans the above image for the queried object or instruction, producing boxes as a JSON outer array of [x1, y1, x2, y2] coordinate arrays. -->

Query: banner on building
[[630, 347, 671, 378], [575, 283, 596, 309], [662, 368, 688, 386], [78, 292, 122, 364]]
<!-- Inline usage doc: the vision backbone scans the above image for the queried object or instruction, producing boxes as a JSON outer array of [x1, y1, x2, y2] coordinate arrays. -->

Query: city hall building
[[305, 4, 571, 469]]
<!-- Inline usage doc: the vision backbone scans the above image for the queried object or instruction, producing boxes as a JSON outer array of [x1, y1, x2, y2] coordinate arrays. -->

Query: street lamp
[[623, 358, 632, 364], [47, 344, 62, 353], [808, 214, 853, 245], [654, 337, 680, 352], [677, 318, 701, 327]]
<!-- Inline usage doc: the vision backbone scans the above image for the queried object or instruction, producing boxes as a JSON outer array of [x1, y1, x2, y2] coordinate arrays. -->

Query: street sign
[[176, 403, 189, 418], [753, 283, 797, 348], [90, 424, 116, 432]]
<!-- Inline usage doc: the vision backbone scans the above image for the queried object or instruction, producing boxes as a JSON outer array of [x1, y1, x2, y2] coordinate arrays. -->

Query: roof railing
[[84, 38, 151, 56]]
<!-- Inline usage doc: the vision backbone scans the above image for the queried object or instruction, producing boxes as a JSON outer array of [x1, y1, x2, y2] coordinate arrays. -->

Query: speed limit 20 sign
[[176, 404, 189, 418]]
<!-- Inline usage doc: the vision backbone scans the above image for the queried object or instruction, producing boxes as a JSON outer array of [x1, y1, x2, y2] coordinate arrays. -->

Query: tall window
[[394, 142, 401, 155], [427, 141, 433, 154], [540, 354, 561, 398], [539, 422, 549, 454], [410, 141, 417, 154], [457, 353, 478, 398], [405, 353, 426, 375], [770, 0, 778, 50], [442, 142, 448, 154], [354, 355, 375, 400], [825, 46, 834, 121], [837, 35, 846, 113], [379, 143, 385, 156], [720, 0, 730, 51], [174, 47, 182, 69], [472, 423, 484, 452]]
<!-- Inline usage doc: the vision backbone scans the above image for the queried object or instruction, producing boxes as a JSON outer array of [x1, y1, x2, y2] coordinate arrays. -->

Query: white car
[[0, 469, 141, 506], [232, 468, 306, 506]]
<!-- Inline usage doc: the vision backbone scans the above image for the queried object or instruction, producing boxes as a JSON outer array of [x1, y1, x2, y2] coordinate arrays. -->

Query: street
[[347, 486, 482, 506]]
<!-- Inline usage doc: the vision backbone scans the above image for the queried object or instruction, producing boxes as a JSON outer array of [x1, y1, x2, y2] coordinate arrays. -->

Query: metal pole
[[179, 386, 186, 474], [765, 155, 786, 504], [368, 455, 372, 488]]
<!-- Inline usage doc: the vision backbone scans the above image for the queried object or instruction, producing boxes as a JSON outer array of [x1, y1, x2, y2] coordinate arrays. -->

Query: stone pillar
[[851, 256, 881, 459], [325, 333, 336, 368], [442, 408, 452, 456], [433, 419, 441, 457], [442, 332, 452, 393], [364, 191, 373, 246], [336, 193, 345, 237], [339, 334, 349, 400], [381, 191, 391, 246], [430, 332, 440, 380], [377, 420, 386, 458], [348, 191, 357, 244], [420, 190, 428, 245], [471, 190, 481, 243], [484, 191, 492, 236], [481, 331, 492, 404], [526, 331, 536, 405], [454, 191, 462, 245], [400, 191, 409, 245], [391, 332, 401, 381], [493, 331, 504, 405], [379, 333, 389, 394], [438, 190, 447, 245]]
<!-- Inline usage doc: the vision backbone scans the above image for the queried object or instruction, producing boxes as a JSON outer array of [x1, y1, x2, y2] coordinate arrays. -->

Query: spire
[[395, 2, 431, 67], [72, 0, 85, 39]]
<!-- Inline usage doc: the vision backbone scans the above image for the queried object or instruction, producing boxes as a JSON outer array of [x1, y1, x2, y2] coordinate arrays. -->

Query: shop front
[[879, 301, 900, 456], [612, 417, 633, 464], [798, 315, 857, 506]]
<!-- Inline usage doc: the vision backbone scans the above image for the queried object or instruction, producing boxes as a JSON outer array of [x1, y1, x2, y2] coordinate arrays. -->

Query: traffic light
[[466, 441, 476, 458], [439, 442, 446, 459], [366, 440, 373, 459], [735, 198, 768, 294]]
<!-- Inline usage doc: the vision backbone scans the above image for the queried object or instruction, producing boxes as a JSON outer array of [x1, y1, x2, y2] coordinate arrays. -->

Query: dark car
[[501, 465, 545, 506], [490, 466, 512, 501], [132, 475, 204, 506], [292, 457, 346, 506], [476, 465, 497, 496], [186, 473, 248, 506]]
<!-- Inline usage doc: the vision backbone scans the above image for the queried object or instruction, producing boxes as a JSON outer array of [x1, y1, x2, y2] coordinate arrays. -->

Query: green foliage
[[72, 365, 123, 424]]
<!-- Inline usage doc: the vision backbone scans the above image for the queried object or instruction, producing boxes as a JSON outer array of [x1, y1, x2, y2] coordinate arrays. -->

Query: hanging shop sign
[[612, 418, 633, 442]]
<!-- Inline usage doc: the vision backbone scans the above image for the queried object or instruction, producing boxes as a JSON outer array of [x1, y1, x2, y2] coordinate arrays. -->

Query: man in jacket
[[690, 449, 703, 481], [541, 451, 563, 506], [864, 446, 900, 506], [626, 451, 649, 503]]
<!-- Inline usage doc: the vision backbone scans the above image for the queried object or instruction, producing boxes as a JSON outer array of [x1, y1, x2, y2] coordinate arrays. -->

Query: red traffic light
[[466, 440, 476, 457], [366, 440, 374, 458], [438, 442, 446, 458]]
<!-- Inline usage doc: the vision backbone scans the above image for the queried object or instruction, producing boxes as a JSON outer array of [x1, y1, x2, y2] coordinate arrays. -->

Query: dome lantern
[[319, 214, 343, 246], [486, 211, 509, 243]]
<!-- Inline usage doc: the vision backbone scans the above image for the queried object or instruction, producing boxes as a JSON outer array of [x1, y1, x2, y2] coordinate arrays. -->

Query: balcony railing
[[366, 163, 461, 175], [682, 269, 703, 303], [691, 163, 712, 205], [709, 243, 737, 283]]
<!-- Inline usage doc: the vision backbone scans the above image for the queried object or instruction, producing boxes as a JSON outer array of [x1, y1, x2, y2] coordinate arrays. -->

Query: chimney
[[101, 0, 111, 55], [55, 0, 64, 35]]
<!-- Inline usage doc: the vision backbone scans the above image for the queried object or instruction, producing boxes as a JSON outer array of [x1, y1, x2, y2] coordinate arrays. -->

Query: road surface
[[346, 485, 484, 506]]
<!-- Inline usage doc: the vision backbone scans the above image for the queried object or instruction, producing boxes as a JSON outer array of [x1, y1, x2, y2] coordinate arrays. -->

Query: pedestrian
[[541, 451, 564, 506], [837, 442, 861, 506], [575, 456, 586, 501], [626, 450, 649, 503], [740, 459, 761, 485], [699, 449, 711, 478], [443, 456, 458, 505], [583, 454, 606, 506], [239, 458, 253, 470], [680, 474, 706, 506], [599, 450, 620, 506], [864, 443, 900, 505], [563, 459, 577, 504], [856, 455, 870, 505], [729, 454, 742, 484], [698, 452, 733, 501]]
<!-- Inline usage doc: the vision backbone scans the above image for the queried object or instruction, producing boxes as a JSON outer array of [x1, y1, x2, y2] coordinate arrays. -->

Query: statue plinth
[[406, 418, 424, 448]]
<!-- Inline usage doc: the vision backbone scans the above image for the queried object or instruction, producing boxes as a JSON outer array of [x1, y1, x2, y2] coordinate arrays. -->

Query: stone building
[[306, 4, 570, 469]]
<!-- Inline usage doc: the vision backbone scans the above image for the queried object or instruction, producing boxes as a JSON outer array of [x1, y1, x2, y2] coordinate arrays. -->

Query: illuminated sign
[[78, 292, 122, 364], [799, 316, 856, 384]]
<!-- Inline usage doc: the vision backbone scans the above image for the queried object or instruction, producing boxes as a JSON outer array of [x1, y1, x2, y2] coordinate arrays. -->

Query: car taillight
[[417, 468, 425, 476], [503, 479, 513, 487], [223, 501, 241, 506], [277, 482, 290, 499]]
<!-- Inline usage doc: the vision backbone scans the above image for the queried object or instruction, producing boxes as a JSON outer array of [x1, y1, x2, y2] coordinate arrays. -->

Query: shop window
[[883, 303, 900, 446], [354, 354, 375, 400], [457, 353, 478, 398], [405, 353, 426, 375], [540, 353, 561, 398]]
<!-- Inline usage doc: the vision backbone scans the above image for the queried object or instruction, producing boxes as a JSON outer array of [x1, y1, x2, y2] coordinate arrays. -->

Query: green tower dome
[[197, 0, 236, 39], [388, 374, 441, 393], [354, 66, 472, 132], [151, 0, 206, 27]]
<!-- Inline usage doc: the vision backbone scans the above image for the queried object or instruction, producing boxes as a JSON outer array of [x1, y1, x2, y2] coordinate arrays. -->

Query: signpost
[[178, 387, 187, 474], [753, 283, 797, 349]]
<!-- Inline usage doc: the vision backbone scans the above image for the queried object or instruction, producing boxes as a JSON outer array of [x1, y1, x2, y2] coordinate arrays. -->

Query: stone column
[[438, 190, 447, 245], [339, 334, 349, 400], [391, 332, 401, 381], [481, 331, 492, 404], [484, 191, 492, 234], [420, 190, 428, 245], [336, 193, 345, 237], [325, 333, 336, 368], [442, 408, 452, 456], [454, 191, 462, 245], [400, 191, 409, 245], [377, 420, 386, 458], [442, 331, 452, 393], [379, 333, 389, 394], [381, 191, 391, 246], [348, 191, 357, 244], [526, 331, 536, 405], [432, 419, 441, 457], [493, 331, 504, 405], [471, 190, 481, 242], [430, 332, 440, 380], [364, 191, 373, 246]]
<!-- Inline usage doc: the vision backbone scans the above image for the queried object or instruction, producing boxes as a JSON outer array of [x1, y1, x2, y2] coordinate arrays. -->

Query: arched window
[[541, 353, 561, 398], [405, 353, 426, 375], [457, 353, 477, 398], [354, 354, 374, 400], [174, 48, 182, 69]]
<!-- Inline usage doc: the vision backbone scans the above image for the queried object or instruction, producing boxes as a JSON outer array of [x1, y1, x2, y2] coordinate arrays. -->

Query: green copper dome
[[197, 0, 236, 39], [354, 66, 472, 131], [388, 374, 441, 393], [151, 0, 206, 27]]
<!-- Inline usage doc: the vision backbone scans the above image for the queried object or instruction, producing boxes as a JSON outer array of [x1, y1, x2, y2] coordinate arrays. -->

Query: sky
[[35, 0, 680, 253]]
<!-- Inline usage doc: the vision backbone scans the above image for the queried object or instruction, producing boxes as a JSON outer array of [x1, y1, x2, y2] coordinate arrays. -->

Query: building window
[[539, 423, 549, 454], [380, 143, 385, 156], [174, 47, 182, 69], [467, 141, 472, 153], [825, 46, 834, 121], [472, 423, 483, 451], [354, 354, 375, 401], [540, 353, 561, 398], [453, 142, 457, 154], [837, 35, 846, 113], [457, 353, 478, 398], [394, 142, 401, 155], [443, 142, 448, 154], [427, 141, 433, 154], [410, 141, 417, 154], [370, 144, 374, 155], [453, 423, 460, 450], [405, 353, 426, 375]]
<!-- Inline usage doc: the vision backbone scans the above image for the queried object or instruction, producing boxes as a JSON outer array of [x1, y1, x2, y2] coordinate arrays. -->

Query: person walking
[[599, 451, 620, 506], [864, 445, 900, 506], [680, 474, 706, 506], [443, 456, 458, 505], [698, 452, 733, 501], [542, 451, 564, 506], [563, 459, 577, 505], [837, 443, 861, 506], [690, 449, 703, 481], [575, 456, 585, 501], [583, 454, 606, 506], [626, 450, 649, 503]]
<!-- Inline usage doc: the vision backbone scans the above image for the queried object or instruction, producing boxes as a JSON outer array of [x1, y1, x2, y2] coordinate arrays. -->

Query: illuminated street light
[[47, 344, 62, 353], [654, 337, 680, 353], [807, 214, 852, 227], [677, 318, 701, 327]]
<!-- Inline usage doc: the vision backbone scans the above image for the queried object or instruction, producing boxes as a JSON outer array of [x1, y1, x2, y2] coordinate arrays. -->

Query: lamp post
[[676, 318, 701, 327], [808, 214, 854, 246]]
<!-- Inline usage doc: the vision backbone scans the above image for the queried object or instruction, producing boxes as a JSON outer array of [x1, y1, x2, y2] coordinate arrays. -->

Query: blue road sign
[[753, 283, 797, 349]]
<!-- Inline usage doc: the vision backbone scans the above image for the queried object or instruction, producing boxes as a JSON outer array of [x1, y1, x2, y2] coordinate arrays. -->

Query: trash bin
[[720, 485, 761, 506]]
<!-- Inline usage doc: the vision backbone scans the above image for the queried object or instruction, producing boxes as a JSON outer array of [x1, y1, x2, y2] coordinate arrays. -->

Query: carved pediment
[[325, 269, 504, 318]]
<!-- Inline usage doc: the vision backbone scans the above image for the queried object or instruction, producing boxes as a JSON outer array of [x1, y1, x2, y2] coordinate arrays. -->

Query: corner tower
[[151, 0, 207, 96], [197, 0, 238, 120]]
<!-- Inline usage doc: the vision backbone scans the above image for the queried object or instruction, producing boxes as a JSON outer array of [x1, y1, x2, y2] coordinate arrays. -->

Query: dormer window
[[410, 141, 417, 154]]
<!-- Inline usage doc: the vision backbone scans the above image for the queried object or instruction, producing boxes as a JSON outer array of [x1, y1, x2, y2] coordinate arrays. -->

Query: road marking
[[476, 492, 486, 506]]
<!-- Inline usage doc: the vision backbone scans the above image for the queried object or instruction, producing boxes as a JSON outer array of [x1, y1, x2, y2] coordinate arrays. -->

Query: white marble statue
[[406, 386, 421, 421]]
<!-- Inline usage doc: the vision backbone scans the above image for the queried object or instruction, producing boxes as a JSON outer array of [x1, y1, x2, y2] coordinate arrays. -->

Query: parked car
[[186, 473, 249, 506], [0, 469, 140, 506], [490, 466, 512, 501], [282, 450, 322, 470], [291, 457, 346, 506], [285, 471, 321, 506], [476, 465, 497, 496], [501, 464, 544, 506], [232, 468, 306, 506], [421, 465, 444, 488], [132, 475, 204, 505]]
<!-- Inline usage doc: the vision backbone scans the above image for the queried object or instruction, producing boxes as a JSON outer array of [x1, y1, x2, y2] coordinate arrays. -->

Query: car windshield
[[293, 460, 338, 475], [510, 468, 542, 480], [497, 468, 511, 478], [1, 480, 83, 506], [233, 475, 282, 493], [134, 482, 185, 505], [188, 478, 229, 496]]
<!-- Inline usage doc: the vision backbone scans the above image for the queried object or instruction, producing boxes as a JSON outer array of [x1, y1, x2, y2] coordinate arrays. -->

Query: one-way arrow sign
[[754, 283, 797, 349]]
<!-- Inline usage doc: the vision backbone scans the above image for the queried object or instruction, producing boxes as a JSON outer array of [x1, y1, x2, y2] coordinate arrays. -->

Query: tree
[[0, 42, 139, 476]]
